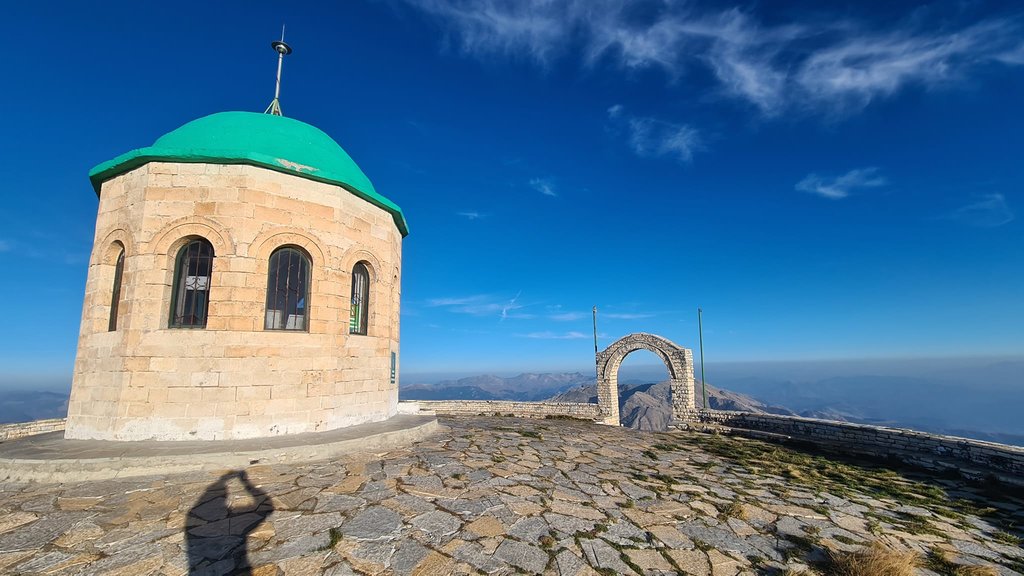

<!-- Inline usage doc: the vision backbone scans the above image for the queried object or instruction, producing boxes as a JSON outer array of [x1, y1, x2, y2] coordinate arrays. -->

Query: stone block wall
[[67, 162, 402, 441], [0, 419, 67, 442], [686, 409, 1024, 485], [407, 400, 602, 420]]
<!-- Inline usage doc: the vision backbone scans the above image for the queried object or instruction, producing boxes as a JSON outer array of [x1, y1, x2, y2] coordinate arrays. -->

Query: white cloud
[[550, 312, 586, 321], [795, 20, 1023, 112], [945, 194, 1014, 228], [796, 167, 887, 200], [603, 312, 654, 320], [457, 211, 483, 219], [521, 331, 590, 340], [0, 240, 10, 252], [403, 1, 1024, 116], [529, 177, 558, 197], [427, 295, 489, 307], [428, 293, 531, 319], [626, 116, 701, 162], [608, 105, 701, 162], [500, 291, 522, 320]]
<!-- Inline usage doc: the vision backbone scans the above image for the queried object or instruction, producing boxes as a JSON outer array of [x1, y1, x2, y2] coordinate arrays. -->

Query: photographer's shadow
[[186, 470, 274, 575]]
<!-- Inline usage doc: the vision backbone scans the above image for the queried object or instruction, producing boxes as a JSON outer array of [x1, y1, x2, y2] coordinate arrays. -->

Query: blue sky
[[1, 0, 1022, 388]]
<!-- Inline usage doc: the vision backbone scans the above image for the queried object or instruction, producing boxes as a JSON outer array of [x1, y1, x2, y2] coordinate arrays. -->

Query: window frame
[[168, 238, 215, 329], [349, 261, 370, 335], [264, 246, 312, 332], [108, 245, 125, 332]]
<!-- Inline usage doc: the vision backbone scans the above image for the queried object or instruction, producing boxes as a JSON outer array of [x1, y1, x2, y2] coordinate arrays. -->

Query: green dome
[[89, 111, 407, 236]]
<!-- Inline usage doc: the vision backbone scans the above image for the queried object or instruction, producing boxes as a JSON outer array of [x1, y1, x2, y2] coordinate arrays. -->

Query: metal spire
[[265, 26, 292, 116]]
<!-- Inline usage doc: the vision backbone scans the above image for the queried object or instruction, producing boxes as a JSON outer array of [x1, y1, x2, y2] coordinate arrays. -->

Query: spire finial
[[265, 26, 292, 116]]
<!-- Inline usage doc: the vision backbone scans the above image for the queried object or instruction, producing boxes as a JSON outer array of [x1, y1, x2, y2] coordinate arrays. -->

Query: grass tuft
[[725, 501, 748, 520], [828, 541, 918, 576]]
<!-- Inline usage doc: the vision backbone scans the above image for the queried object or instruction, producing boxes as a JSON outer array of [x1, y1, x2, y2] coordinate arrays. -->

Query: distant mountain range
[[6, 364, 1023, 447], [549, 380, 798, 431], [399, 371, 801, 431], [400, 372, 594, 402], [0, 391, 69, 424], [401, 369, 1024, 446], [708, 359, 1024, 443]]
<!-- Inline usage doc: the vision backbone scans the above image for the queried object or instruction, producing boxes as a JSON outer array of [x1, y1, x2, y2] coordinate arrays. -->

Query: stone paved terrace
[[1, 416, 1022, 575]]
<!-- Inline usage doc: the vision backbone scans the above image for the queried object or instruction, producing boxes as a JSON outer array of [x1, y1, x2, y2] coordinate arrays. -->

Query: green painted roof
[[89, 111, 408, 236]]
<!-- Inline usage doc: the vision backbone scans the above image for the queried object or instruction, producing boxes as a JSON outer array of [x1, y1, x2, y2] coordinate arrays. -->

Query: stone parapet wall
[[686, 409, 1024, 485], [407, 400, 601, 420], [0, 419, 67, 441]]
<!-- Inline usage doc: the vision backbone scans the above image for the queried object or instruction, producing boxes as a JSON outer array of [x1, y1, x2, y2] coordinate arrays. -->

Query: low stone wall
[[406, 400, 601, 420], [0, 419, 67, 441], [687, 409, 1024, 485]]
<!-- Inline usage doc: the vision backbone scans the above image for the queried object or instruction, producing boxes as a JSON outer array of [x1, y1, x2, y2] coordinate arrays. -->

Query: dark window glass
[[108, 247, 125, 331], [349, 262, 369, 335], [265, 247, 310, 331], [169, 238, 214, 329]]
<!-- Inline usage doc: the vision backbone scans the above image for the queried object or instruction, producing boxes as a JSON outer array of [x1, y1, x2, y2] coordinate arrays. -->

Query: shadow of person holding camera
[[186, 469, 274, 575]]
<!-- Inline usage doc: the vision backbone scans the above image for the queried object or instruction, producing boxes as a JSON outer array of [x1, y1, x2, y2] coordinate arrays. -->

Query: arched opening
[[265, 246, 311, 331], [349, 261, 370, 335], [108, 243, 125, 331], [596, 333, 695, 427], [616, 349, 673, 430], [169, 237, 214, 329]]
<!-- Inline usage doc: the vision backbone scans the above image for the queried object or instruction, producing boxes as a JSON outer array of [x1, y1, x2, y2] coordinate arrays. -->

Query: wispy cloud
[[796, 167, 887, 200], [529, 177, 557, 197], [0, 240, 10, 252], [457, 211, 483, 220], [944, 194, 1014, 228], [521, 331, 590, 340], [427, 295, 488, 307], [795, 20, 1024, 113], [550, 311, 587, 322], [603, 312, 655, 320], [403, 1, 1024, 116], [609, 105, 702, 162], [500, 291, 522, 321], [427, 293, 532, 319]]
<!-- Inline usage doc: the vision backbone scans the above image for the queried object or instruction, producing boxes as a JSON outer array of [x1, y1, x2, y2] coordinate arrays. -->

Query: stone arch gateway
[[595, 333, 696, 426]]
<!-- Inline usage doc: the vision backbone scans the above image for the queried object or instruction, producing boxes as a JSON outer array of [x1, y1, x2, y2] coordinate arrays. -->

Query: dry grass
[[828, 541, 919, 576], [725, 501, 749, 520]]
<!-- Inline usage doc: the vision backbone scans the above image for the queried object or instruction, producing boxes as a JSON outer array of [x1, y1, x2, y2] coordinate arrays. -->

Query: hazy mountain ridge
[[400, 372, 593, 402], [7, 363, 1023, 447], [0, 391, 69, 424], [549, 380, 797, 431], [710, 360, 1024, 437]]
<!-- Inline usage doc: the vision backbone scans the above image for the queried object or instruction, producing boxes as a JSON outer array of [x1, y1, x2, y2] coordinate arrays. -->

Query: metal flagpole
[[265, 26, 292, 116], [698, 307, 707, 409]]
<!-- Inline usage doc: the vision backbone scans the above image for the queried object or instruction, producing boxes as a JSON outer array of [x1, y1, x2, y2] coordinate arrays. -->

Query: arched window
[[349, 262, 370, 335], [169, 238, 214, 329], [108, 245, 125, 331], [265, 247, 310, 331]]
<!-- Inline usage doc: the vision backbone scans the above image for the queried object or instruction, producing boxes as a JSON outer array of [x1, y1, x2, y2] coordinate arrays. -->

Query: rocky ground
[[1, 416, 1022, 575]]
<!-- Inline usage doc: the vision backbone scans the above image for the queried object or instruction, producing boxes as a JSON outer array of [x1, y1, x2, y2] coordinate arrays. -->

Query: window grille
[[169, 238, 214, 328], [349, 262, 370, 335], [265, 247, 310, 331], [108, 247, 125, 331]]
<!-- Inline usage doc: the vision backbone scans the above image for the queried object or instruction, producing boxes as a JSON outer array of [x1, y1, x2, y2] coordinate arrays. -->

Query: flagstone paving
[[1, 416, 1022, 575]]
